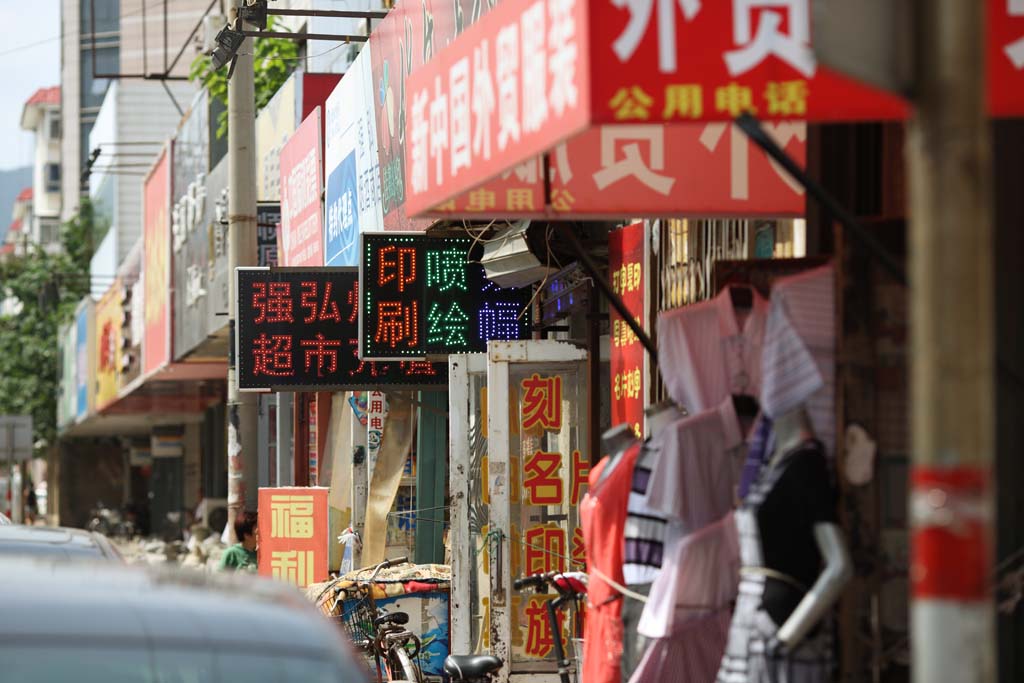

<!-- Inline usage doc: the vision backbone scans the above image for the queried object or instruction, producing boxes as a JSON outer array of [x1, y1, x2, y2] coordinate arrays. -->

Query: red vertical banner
[[143, 148, 171, 376], [258, 486, 329, 588], [608, 223, 645, 438], [280, 109, 325, 267]]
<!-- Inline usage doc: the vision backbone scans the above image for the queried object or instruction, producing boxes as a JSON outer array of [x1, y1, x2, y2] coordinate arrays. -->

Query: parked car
[[0, 558, 367, 682], [0, 525, 122, 560]]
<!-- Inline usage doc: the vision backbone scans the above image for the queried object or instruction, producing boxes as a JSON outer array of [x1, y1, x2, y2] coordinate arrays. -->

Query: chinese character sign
[[257, 204, 281, 267], [258, 487, 329, 588], [236, 268, 447, 391], [325, 47, 383, 266], [404, 0, 592, 218], [94, 281, 122, 411], [591, 0, 909, 124], [990, 0, 1024, 116], [143, 147, 172, 375], [280, 109, 325, 267], [359, 234, 532, 359], [609, 223, 645, 437]]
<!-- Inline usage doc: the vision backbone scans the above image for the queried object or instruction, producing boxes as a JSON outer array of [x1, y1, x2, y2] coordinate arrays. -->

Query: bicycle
[[331, 556, 425, 683], [443, 571, 588, 683]]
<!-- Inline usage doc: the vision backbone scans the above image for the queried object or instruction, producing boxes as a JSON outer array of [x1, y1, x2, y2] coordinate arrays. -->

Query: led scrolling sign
[[359, 234, 532, 360], [236, 268, 446, 391]]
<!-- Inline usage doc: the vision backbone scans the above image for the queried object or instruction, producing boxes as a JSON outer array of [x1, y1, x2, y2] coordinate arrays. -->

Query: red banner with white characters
[[424, 121, 806, 218], [258, 486, 329, 589], [589, 0, 909, 125], [404, 0, 592, 217], [280, 109, 324, 267], [990, 0, 1024, 117], [609, 223, 646, 438], [550, 122, 805, 217]]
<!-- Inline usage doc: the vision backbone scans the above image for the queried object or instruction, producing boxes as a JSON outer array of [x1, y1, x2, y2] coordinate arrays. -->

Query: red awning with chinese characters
[[404, 0, 1024, 219]]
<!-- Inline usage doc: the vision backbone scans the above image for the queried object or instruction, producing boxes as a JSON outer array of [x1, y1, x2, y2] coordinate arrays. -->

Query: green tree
[[0, 200, 100, 452], [190, 17, 300, 139]]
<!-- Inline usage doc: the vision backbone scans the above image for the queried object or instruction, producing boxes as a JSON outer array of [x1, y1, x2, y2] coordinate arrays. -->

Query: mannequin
[[767, 407, 853, 651], [717, 405, 852, 682], [620, 400, 685, 679], [598, 424, 641, 484]]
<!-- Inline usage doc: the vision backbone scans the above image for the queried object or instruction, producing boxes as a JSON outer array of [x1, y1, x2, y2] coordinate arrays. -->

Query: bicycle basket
[[339, 592, 376, 646]]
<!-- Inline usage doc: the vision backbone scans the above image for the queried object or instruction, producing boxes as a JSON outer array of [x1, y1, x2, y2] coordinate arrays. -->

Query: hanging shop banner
[[57, 323, 76, 430], [608, 223, 645, 437], [426, 121, 805, 219], [325, 47, 384, 267], [143, 147, 172, 376], [236, 267, 447, 391], [402, 0, 910, 215], [94, 280, 122, 411], [257, 203, 281, 267], [257, 75, 297, 203], [990, 0, 1024, 117], [280, 109, 325, 268], [404, 0, 592, 219], [74, 298, 95, 422], [370, 0, 553, 229], [258, 486, 330, 589], [358, 234, 532, 360]]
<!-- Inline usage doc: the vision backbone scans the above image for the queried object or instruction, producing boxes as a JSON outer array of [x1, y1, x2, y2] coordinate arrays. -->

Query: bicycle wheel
[[388, 646, 424, 683]]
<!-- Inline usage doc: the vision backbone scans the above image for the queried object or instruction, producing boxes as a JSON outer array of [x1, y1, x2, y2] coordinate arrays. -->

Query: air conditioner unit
[[197, 498, 228, 533], [479, 221, 558, 289]]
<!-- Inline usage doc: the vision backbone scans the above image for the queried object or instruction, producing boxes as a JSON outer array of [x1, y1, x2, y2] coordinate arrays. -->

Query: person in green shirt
[[219, 511, 258, 572]]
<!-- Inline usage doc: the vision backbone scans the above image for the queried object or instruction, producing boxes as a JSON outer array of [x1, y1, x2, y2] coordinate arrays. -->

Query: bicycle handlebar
[[513, 572, 553, 590]]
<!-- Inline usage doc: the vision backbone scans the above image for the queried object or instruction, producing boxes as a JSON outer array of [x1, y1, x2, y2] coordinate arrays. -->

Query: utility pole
[[225, 3, 259, 543], [907, 2, 995, 682]]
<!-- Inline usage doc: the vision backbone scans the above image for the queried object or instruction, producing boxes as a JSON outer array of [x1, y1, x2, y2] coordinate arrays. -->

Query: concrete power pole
[[225, 4, 259, 542], [907, 2, 995, 682]]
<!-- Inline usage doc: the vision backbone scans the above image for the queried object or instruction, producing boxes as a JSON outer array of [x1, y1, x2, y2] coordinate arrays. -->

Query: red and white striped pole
[[907, 1, 995, 681]]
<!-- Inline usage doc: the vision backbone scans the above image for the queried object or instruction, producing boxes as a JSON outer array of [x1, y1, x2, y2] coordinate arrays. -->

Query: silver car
[[0, 558, 368, 683]]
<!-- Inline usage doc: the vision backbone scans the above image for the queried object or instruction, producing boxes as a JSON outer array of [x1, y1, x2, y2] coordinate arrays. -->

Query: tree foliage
[[189, 17, 300, 139], [0, 200, 99, 453]]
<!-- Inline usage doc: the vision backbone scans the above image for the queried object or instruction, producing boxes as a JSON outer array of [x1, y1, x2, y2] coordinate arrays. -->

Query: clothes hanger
[[732, 393, 760, 421], [728, 283, 754, 311]]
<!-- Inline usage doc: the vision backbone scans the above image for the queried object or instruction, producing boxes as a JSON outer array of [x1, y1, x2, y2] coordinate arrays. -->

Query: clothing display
[[657, 286, 769, 413], [581, 442, 643, 683], [764, 264, 836, 459], [738, 414, 773, 500], [644, 398, 747, 532], [624, 440, 670, 586], [717, 439, 836, 683], [620, 582, 652, 680], [630, 513, 739, 683]]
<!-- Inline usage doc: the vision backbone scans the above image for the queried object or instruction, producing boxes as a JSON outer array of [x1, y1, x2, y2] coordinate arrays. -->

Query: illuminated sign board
[[358, 234, 532, 360], [236, 267, 446, 391]]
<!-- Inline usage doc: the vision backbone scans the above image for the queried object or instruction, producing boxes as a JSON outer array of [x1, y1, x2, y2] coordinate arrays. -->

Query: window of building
[[80, 46, 119, 111], [80, 0, 120, 37], [48, 113, 61, 140], [39, 220, 61, 245], [46, 164, 61, 193]]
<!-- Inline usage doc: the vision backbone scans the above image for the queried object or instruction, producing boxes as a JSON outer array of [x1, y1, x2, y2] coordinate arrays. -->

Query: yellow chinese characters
[[270, 494, 315, 539], [611, 261, 642, 296], [270, 549, 315, 587]]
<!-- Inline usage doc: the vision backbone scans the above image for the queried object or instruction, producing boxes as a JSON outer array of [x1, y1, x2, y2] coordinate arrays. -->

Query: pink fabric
[[657, 287, 769, 413], [763, 263, 835, 457], [581, 443, 641, 683], [644, 398, 745, 531], [629, 610, 733, 683], [637, 513, 740, 639]]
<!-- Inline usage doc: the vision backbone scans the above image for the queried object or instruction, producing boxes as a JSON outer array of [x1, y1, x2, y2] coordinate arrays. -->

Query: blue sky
[[0, 2, 61, 170]]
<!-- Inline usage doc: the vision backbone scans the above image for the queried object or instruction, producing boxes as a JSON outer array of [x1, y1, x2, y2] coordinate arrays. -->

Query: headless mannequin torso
[[768, 407, 853, 650]]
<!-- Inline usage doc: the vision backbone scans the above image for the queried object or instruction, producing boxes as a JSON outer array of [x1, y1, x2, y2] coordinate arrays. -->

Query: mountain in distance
[[0, 166, 33, 243]]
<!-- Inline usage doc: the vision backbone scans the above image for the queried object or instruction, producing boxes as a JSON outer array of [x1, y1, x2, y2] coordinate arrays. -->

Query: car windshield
[[0, 644, 349, 683]]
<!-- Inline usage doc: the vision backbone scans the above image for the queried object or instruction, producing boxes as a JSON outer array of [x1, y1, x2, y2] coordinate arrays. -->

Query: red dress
[[580, 443, 642, 683]]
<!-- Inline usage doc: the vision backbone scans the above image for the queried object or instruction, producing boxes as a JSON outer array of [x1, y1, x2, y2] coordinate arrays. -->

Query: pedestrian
[[219, 511, 258, 572]]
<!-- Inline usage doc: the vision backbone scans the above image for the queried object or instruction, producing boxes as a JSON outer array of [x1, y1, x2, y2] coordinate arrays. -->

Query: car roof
[[0, 525, 114, 558], [0, 558, 350, 658]]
